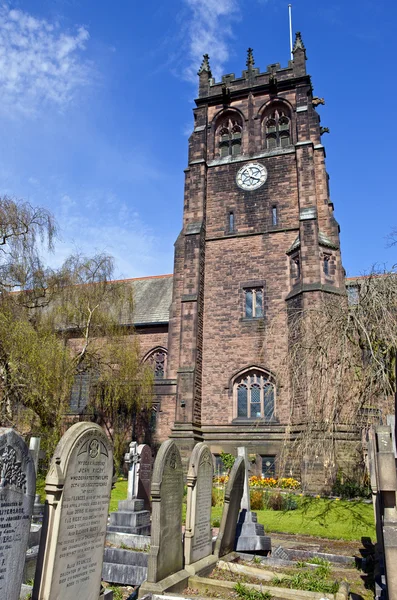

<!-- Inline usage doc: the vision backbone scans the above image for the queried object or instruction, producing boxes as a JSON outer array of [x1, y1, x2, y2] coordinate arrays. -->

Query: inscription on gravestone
[[146, 439, 183, 584], [185, 443, 213, 565], [33, 422, 113, 600], [0, 428, 35, 600]]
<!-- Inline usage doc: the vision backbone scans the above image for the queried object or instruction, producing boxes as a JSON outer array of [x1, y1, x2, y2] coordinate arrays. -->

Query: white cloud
[[183, 0, 240, 82], [0, 5, 92, 116]]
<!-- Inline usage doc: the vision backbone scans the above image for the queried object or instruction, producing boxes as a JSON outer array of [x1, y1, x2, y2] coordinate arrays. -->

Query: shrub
[[212, 518, 221, 527], [212, 487, 224, 507], [267, 492, 283, 511], [250, 490, 264, 510], [332, 470, 371, 499], [283, 493, 298, 511]]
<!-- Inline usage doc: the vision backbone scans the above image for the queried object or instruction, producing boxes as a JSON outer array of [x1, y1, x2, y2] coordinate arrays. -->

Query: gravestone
[[32, 422, 113, 600], [29, 436, 44, 521], [185, 443, 213, 565], [136, 444, 152, 510], [107, 442, 151, 535], [368, 425, 397, 600], [146, 439, 184, 583], [214, 455, 245, 558], [0, 428, 35, 600], [235, 447, 271, 554]]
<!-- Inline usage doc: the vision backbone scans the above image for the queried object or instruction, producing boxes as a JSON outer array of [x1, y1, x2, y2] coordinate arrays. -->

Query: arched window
[[234, 369, 275, 420], [263, 105, 291, 150], [144, 348, 168, 379], [216, 114, 243, 158]]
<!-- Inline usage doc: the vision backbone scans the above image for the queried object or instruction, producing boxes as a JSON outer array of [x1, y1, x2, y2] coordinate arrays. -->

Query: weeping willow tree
[[46, 252, 154, 467], [280, 269, 397, 488], [0, 197, 153, 464]]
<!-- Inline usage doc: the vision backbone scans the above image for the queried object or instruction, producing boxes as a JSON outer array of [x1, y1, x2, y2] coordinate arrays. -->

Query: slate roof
[[120, 274, 173, 326], [286, 230, 339, 254]]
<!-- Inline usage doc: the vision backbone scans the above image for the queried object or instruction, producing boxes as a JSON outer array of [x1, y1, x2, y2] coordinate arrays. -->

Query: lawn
[[110, 480, 375, 542]]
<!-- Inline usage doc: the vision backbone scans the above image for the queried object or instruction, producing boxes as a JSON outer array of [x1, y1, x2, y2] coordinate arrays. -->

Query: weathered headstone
[[368, 425, 397, 600], [0, 428, 36, 600], [185, 443, 213, 565], [235, 447, 271, 554], [146, 439, 184, 583], [32, 422, 113, 600], [214, 455, 245, 557], [136, 444, 152, 510]]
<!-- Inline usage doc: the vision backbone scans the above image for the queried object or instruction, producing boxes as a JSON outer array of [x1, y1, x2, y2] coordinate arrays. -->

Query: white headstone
[[32, 422, 113, 600]]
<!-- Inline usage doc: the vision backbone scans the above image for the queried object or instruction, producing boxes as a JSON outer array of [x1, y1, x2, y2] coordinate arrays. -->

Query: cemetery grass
[[109, 480, 375, 541], [210, 497, 375, 541]]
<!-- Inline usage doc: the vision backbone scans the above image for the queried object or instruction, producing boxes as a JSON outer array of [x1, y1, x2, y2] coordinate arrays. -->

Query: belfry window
[[217, 116, 242, 158], [235, 370, 275, 420], [264, 107, 291, 149], [323, 255, 330, 277]]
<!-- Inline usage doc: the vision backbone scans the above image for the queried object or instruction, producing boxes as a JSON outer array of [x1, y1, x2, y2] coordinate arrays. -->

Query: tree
[[0, 197, 153, 464], [279, 269, 397, 488]]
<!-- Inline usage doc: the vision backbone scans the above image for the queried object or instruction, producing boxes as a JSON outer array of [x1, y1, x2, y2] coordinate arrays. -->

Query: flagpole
[[288, 4, 293, 60]]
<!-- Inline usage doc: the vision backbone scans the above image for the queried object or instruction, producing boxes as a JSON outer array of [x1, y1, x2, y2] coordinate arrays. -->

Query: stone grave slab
[[185, 442, 213, 565], [145, 439, 184, 584], [0, 428, 36, 600], [32, 422, 113, 600], [214, 455, 245, 557]]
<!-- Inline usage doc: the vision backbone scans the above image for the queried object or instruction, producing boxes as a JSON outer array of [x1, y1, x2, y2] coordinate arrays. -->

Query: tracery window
[[145, 348, 167, 379], [217, 116, 242, 158], [234, 370, 275, 420], [263, 106, 291, 150]]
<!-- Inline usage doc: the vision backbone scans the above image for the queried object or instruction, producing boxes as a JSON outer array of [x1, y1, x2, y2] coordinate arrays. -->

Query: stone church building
[[73, 33, 350, 482]]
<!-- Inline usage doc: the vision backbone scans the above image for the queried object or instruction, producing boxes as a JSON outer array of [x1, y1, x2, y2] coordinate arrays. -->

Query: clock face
[[236, 162, 267, 191]]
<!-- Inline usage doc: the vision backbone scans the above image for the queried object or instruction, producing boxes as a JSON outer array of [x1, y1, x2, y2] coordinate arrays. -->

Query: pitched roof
[[121, 274, 173, 326]]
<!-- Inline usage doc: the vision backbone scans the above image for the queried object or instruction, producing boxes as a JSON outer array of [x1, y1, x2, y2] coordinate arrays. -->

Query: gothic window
[[244, 287, 263, 318], [216, 115, 243, 158], [234, 370, 275, 420], [263, 106, 291, 150], [145, 348, 168, 379], [69, 365, 98, 414]]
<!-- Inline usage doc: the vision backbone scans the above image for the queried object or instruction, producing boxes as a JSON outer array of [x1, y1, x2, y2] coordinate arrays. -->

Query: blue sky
[[0, 0, 395, 278]]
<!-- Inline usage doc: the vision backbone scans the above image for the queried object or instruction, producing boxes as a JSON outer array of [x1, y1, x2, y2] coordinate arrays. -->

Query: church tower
[[161, 34, 345, 473]]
